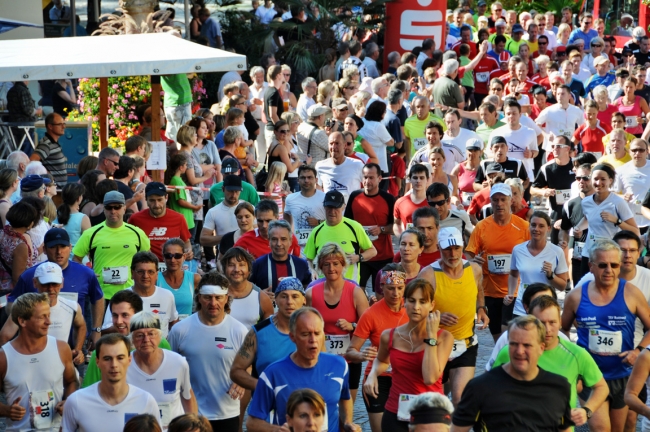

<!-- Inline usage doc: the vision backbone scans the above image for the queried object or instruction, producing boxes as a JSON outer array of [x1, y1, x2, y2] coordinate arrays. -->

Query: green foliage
[[497, 0, 580, 16]]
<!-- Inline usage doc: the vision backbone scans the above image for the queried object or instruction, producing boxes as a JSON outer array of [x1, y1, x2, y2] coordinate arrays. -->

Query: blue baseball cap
[[275, 277, 305, 295]]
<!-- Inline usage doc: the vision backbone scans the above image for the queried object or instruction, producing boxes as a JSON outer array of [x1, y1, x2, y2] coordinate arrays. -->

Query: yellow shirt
[[597, 153, 632, 169], [433, 260, 478, 340]]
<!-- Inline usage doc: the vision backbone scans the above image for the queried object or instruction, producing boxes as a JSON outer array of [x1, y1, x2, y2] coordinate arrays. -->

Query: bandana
[[410, 407, 452, 425], [198, 285, 228, 296], [380, 271, 406, 286]]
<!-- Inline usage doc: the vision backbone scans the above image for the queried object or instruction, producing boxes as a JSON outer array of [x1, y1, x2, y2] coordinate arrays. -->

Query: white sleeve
[[61, 394, 78, 432], [535, 107, 548, 125], [169, 293, 179, 322], [459, 210, 474, 234], [528, 130, 539, 151], [203, 209, 216, 232], [167, 325, 180, 353], [555, 247, 569, 274], [486, 331, 508, 371], [101, 305, 112, 330], [180, 356, 192, 400], [146, 393, 163, 425], [378, 124, 393, 144]]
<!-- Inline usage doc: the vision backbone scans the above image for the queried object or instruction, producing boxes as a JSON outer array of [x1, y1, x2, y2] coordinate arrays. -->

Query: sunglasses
[[277, 129, 290, 134], [105, 205, 123, 211], [164, 252, 184, 260], [550, 144, 568, 149], [631, 148, 647, 153], [491, 87, 503, 91], [575, 176, 590, 181], [107, 159, 119, 167], [428, 199, 448, 207], [591, 44, 602, 48], [596, 262, 620, 269]]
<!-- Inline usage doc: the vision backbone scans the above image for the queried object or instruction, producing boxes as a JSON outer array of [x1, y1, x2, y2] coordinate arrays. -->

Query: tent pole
[[184, 0, 191, 40], [151, 75, 163, 182], [99, 77, 108, 149], [70, 0, 77, 36]]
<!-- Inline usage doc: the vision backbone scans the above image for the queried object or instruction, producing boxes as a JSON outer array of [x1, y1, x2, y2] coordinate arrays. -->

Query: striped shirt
[[35, 133, 68, 185]]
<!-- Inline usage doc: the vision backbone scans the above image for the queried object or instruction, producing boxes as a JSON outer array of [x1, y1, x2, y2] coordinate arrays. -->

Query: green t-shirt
[[476, 120, 505, 145], [303, 217, 374, 282], [488, 33, 511, 44], [82, 338, 172, 388], [168, 176, 195, 230], [404, 113, 446, 156], [72, 222, 151, 300], [505, 39, 528, 56], [493, 337, 603, 409], [209, 180, 260, 207], [161, 73, 192, 107], [460, 56, 474, 88]]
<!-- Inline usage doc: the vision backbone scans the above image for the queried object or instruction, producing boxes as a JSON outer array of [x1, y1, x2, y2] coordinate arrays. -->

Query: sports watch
[[423, 338, 438, 347]]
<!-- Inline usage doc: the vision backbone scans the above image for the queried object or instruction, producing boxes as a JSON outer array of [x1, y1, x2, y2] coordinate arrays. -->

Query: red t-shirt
[[345, 190, 395, 261], [389, 154, 406, 197], [596, 104, 619, 127], [474, 56, 500, 95], [505, 79, 537, 95], [128, 209, 191, 261], [491, 69, 508, 82], [531, 74, 551, 91], [393, 250, 441, 267], [468, 188, 527, 216], [394, 194, 428, 225], [452, 40, 478, 59], [234, 228, 301, 259], [573, 121, 612, 154]]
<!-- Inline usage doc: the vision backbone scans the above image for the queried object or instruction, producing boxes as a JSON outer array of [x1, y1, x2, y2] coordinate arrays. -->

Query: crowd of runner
[[4, 1, 650, 431]]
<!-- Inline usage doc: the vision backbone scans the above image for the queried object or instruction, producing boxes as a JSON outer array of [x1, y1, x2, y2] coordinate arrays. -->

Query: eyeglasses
[[575, 176, 590, 181], [106, 159, 119, 167], [550, 144, 568, 149], [283, 73, 291, 77], [596, 262, 620, 269], [339, 107, 349, 111], [631, 148, 647, 153], [490, 87, 503, 91], [164, 252, 184, 260], [135, 269, 157, 276], [591, 44, 602, 48], [105, 205, 123, 211], [584, 20, 592, 25], [621, 248, 639, 254], [277, 129, 290, 134], [494, 8, 502, 11], [539, 42, 547, 45], [428, 199, 448, 207], [346, 86, 358, 90], [133, 331, 159, 341]]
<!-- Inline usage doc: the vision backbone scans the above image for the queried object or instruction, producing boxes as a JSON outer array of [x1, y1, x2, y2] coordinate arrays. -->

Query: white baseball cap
[[438, 227, 464, 249], [490, 183, 512, 198], [34, 262, 63, 284]]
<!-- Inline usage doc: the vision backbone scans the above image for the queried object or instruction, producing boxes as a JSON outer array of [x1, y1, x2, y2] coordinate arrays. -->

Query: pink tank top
[[310, 280, 358, 336], [457, 163, 478, 193], [384, 328, 444, 414], [615, 96, 644, 135]]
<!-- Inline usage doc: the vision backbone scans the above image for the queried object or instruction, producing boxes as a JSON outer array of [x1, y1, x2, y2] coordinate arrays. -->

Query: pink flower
[[109, 119, 114, 125], [122, 99, 128, 104], [140, 90, 147, 95], [108, 109, 113, 114], [125, 93, 131, 98], [112, 84, 119, 89], [118, 106, 125, 112]]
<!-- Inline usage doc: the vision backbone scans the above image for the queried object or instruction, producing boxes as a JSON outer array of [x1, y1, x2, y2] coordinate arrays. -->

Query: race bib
[[476, 72, 490, 82], [588, 329, 622, 355], [406, 223, 414, 230], [178, 314, 189, 320], [413, 138, 427, 150], [626, 116, 639, 128], [461, 192, 475, 206], [573, 241, 585, 258], [158, 262, 167, 273], [158, 402, 172, 427], [555, 189, 572, 205], [363, 226, 379, 241], [487, 254, 511, 274], [397, 394, 417, 421], [296, 228, 312, 246], [449, 339, 468, 360], [30, 389, 58, 430], [102, 266, 128, 285], [325, 334, 351, 355]]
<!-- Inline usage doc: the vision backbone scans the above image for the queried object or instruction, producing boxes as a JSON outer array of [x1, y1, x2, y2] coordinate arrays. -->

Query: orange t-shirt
[[466, 215, 530, 298], [354, 299, 407, 376]]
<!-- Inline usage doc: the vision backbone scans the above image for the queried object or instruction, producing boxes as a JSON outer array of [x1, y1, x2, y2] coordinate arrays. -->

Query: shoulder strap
[[306, 123, 318, 156]]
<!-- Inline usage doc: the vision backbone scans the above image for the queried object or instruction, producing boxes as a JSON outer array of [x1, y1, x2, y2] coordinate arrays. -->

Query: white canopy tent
[[0, 32, 246, 81]]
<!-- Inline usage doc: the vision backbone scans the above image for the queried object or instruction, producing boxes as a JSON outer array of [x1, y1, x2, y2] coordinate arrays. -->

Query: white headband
[[199, 285, 228, 296]]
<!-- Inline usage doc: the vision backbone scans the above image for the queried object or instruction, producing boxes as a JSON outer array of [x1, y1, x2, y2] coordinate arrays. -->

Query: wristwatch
[[546, 272, 554, 280], [351, 322, 357, 330], [423, 338, 438, 347], [477, 305, 488, 314], [380, 226, 386, 234], [358, 254, 364, 263], [615, 218, 622, 227], [583, 407, 593, 419], [93, 327, 102, 333]]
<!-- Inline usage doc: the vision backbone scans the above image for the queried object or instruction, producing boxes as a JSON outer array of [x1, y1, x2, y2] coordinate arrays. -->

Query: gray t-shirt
[[192, 140, 222, 200]]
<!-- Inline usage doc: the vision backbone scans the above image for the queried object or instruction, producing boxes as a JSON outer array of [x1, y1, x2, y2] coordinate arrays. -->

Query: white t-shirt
[[62, 383, 161, 432], [544, 29, 558, 50], [441, 128, 479, 173], [575, 265, 650, 347], [614, 161, 650, 227], [486, 330, 570, 371], [409, 144, 463, 176], [126, 350, 192, 427], [581, 192, 635, 258], [315, 157, 364, 203], [204, 201, 240, 236], [535, 103, 585, 138], [489, 124, 538, 179], [49, 297, 77, 342], [359, 120, 393, 172], [103, 286, 179, 339], [296, 94, 315, 122], [285, 190, 326, 243], [511, 241, 569, 316], [168, 313, 247, 420]]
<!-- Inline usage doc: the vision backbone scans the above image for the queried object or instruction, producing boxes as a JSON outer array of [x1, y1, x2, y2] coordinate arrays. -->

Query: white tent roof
[[0, 32, 247, 81]]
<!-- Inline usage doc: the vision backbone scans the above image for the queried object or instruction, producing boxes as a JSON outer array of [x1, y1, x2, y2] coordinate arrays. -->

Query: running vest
[[432, 259, 477, 341], [253, 317, 295, 377], [157, 270, 195, 317], [49, 297, 76, 343], [4, 336, 65, 431], [576, 278, 636, 380], [230, 285, 264, 329]]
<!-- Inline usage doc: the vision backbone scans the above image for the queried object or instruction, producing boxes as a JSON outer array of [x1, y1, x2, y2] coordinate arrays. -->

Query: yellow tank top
[[433, 260, 478, 340]]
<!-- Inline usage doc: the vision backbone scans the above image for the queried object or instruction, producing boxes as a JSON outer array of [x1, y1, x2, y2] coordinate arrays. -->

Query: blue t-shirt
[[200, 17, 222, 48], [9, 261, 104, 309], [382, 110, 403, 150], [568, 28, 598, 47], [250, 254, 312, 292], [585, 72, 616, 97], [249, 353, 350, 432], [215, 129, 225, 149], [253, 317, 296, 376], [449, 24, 461, 38]]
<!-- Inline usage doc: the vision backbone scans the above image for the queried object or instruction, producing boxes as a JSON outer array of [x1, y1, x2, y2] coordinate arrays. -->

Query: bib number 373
[[325, 334, 350, 355]]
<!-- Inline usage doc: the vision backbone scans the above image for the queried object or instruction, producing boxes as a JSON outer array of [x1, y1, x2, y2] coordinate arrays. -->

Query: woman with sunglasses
[[575, 163, 639, 278], [158, 238, 200, 318], [333, 76, 358, 102], [268, 120, 311, 189]]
